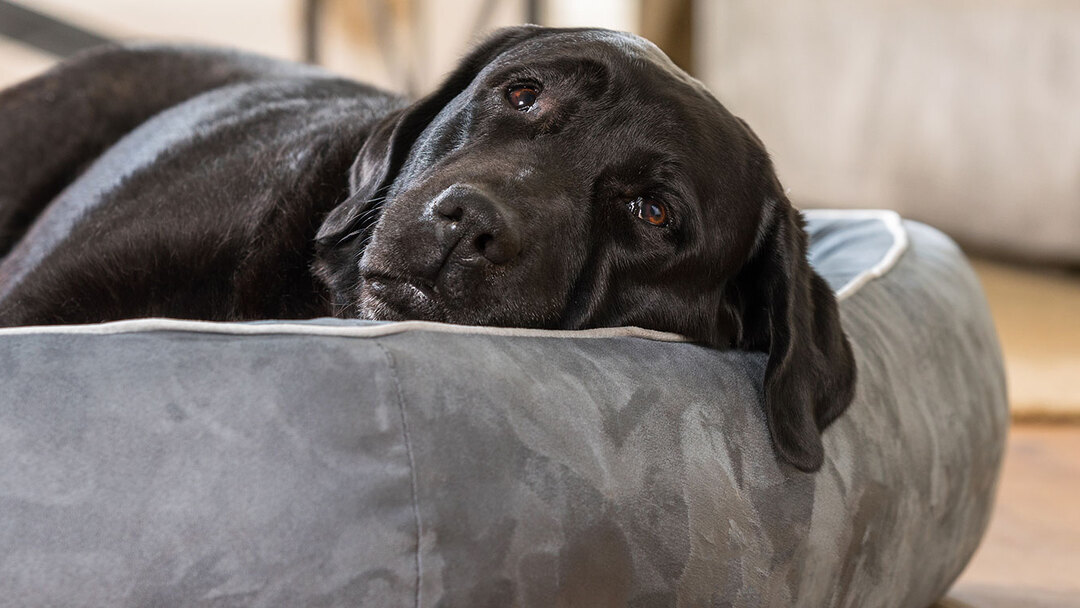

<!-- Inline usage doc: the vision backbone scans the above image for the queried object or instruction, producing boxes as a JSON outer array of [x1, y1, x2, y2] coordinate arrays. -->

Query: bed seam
[[376, 340, 423, 608]]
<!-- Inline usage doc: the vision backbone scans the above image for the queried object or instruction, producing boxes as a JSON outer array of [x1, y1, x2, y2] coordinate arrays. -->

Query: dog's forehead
[[461, 28, 754, 211], [495, 29, 707, 92], [578, 30, 703, 86], [561, 29, 666, 62]]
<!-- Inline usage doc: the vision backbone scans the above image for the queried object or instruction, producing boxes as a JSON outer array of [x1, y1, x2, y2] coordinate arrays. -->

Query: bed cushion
[[0, 210, 1008, 607]]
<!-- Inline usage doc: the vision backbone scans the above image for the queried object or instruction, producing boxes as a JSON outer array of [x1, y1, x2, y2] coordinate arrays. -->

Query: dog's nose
[[432, 186, 522, 265]]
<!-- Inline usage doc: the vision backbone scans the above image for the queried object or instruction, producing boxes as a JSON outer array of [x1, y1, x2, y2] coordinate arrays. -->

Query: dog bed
[[0, 210, 1007, 607]]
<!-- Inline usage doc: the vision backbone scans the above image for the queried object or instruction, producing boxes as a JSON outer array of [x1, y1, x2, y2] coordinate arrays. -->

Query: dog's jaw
[[357, 272, 441, 322]]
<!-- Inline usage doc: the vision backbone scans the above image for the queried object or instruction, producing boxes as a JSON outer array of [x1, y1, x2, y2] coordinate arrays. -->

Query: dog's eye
[[628, 197, 668, 227], [506, 84, 539, 111]]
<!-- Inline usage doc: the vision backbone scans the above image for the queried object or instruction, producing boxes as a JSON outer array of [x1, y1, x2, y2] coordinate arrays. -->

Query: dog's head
[[315, 26, 855, 472]]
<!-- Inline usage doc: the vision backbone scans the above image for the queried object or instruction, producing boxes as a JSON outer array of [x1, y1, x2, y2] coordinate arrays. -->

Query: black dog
[[0, 26, 855, 472]]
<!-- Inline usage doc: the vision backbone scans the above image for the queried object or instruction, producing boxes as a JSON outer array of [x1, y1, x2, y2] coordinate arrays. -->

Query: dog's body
[[0, 27, 855, 471], [0, 47, 397, 323]]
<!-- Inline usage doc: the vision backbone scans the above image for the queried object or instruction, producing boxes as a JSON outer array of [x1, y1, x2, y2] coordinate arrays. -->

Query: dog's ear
[[315, 25, 546, 249], [726, 192, 857, 473]]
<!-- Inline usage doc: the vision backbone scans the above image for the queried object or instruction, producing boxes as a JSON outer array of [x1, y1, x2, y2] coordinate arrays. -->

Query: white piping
[[0, 210, 906, 339], [0, 317, 690, 342]]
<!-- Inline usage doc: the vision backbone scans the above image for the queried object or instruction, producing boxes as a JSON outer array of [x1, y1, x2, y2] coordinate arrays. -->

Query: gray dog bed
[[0, 210, 1007, 607]]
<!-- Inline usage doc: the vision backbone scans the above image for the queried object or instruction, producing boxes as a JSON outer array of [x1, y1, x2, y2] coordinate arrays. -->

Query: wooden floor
[[939, 425, 1080, 608], [973, 259, 1080, 421]]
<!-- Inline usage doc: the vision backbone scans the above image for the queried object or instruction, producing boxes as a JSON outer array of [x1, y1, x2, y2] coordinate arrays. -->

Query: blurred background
[[1, 1, 1077, 605]]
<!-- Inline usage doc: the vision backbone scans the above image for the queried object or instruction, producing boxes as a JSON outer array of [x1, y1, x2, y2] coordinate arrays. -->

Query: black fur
[[0, 26, 856, 472]]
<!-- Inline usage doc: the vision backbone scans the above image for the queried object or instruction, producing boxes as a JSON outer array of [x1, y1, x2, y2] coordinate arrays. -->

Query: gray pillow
[[0, 210, 1007, 607]]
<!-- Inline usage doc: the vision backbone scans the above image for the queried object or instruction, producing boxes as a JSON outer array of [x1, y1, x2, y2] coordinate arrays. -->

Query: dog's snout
[[432, 186, 522, 265]]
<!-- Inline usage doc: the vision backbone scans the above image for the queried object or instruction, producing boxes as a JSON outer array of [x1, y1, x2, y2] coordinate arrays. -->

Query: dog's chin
[[355, 266, 570, 328], [358, 276, 445, 322], [357, 276, 549, 328], [358, 295, 412, 322]]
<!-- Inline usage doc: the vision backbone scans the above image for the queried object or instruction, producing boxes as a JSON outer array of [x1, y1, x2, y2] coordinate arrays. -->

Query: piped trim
[[0, 317, 691, 342]]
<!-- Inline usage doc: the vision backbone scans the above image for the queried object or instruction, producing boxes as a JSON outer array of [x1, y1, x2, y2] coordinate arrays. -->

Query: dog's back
[[0, 45, 401, 325]]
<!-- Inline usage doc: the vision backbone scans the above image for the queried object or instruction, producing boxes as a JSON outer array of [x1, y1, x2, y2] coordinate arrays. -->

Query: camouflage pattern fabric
[[0, 212, 1007, 607]]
